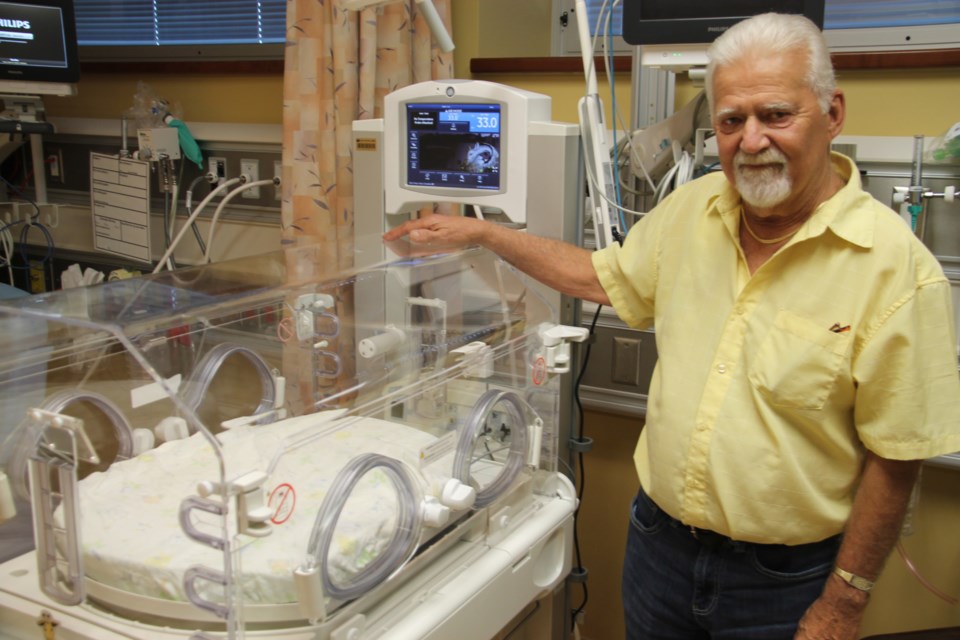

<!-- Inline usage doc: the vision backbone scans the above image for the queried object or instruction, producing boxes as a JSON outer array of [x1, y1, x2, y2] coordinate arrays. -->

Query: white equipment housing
[[380, 80, 550, 225]]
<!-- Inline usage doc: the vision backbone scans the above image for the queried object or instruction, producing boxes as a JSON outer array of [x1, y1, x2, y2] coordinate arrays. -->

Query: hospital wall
[[44, 71, 282, 124], [37, 4, 960, 639]]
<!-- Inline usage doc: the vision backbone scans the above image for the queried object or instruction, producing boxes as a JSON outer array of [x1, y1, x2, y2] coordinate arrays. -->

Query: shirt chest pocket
[[747, 311, 851, 411]]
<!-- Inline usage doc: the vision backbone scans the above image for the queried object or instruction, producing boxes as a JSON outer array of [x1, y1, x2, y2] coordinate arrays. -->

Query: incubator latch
[[440, 477, 476, 510], [527, 417, 544, 468], [154, 416, 189, 442], [295, 292, 337, 342], [451, 341, 494, 378], [294, 565, 327, 623], [196, 470, 273, 538], [421, 495, 451, 527], [539, 323, 590, 374], [234, 471, 273, 537]]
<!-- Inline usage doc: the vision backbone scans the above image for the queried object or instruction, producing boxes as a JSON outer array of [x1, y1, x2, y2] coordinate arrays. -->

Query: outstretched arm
[[795, 452, 922, 640], [384, 213, 611, 305]]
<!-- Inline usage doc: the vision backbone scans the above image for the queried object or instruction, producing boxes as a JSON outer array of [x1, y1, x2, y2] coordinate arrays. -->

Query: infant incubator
[[0, 242, 580, 639]]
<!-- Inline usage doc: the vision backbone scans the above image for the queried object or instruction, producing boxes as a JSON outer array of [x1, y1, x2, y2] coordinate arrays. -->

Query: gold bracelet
[[833, 566, 875, 592]]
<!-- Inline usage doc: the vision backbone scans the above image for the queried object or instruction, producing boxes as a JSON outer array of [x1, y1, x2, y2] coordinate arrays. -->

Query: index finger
[[382, 216, 432, 241]]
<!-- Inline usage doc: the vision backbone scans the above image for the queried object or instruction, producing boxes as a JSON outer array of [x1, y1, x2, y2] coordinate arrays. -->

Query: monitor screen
[[0, 0, 78, 94], [622, 0, 824, 46], [405, 102, 502, 192]]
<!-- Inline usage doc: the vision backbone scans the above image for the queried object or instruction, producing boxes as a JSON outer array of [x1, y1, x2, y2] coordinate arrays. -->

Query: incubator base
[[0, 475, 575, 640]]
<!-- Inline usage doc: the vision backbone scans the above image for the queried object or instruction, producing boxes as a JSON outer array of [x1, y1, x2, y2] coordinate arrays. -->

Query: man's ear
[[827, 90, 845, 139]]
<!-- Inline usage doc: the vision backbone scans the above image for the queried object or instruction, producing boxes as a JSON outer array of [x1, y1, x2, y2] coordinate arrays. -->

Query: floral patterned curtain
[[281, 0, 454, 411], [281, 0, 454, 271]]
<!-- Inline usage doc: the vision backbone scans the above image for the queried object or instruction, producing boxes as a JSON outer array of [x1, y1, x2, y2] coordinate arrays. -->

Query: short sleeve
[[853, 279, 960, 460], [591, 213, 661, 330]]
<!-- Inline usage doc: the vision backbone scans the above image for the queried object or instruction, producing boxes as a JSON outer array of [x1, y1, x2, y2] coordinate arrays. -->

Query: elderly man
[[384, 12, 960, 639]]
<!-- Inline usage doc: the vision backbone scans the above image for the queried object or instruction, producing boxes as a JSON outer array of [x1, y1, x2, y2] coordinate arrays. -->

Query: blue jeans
[[623, 488, 842, 640]]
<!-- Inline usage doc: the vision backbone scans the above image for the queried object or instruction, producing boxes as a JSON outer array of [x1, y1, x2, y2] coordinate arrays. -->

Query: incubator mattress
[[73, 413, 448, 605]]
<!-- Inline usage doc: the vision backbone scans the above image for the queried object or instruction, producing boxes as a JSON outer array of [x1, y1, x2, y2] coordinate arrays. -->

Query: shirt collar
[[710, 152, 876, 249]]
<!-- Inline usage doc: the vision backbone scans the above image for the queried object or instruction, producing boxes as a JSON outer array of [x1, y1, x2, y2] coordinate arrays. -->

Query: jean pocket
[[629, 489, 671, 535], [748, 537, 841, 582]]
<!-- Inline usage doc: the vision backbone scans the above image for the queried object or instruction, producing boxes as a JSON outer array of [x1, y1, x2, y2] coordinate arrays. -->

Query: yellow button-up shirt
[[593, 153, 960, 544]]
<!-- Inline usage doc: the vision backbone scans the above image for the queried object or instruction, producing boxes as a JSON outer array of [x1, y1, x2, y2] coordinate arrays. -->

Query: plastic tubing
[[183, 174, 210, 255], [453, 389, 529, 508], [203, 178, 276, 263], [896, 540, 959, 606], [0, 222, 14, 284], [304, 452, 422, 601], [163, 180, 180, 271], [179, 343, 278, 426], [152, 177, 242, 274]]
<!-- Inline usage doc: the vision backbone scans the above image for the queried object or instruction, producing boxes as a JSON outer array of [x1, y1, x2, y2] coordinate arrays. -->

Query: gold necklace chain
[[740, 211, 797, 245]]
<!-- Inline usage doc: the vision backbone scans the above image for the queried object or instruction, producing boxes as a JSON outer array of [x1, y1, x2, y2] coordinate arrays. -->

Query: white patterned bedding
[[72, 412, 449, 605]]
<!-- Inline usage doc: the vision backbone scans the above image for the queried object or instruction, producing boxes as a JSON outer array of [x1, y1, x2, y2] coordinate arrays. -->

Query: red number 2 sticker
[[268, 483, 296, 525], [532, 356, 547, 386]]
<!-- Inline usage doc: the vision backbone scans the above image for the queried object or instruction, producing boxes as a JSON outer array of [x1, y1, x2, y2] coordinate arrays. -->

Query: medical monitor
[[384, 80, 551, 219], [405, 101, 502, 192], [0, 0, 78, 96], [622, 0, 825, 69]]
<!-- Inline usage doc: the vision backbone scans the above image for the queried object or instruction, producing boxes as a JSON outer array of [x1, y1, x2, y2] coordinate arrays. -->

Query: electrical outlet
[[241, 159, 260, 199], [612, 336, 641, 386], [209, 156, 227, 189], [273, 160, 282, 201], [46, 148, 64, 183]]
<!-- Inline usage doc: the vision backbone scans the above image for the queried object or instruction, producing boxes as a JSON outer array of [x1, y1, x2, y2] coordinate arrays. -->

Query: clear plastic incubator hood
[[0, 243, 578, 640]]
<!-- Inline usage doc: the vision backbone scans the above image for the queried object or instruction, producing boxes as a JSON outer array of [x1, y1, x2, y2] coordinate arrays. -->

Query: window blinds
[[74, 0, 286, 46]]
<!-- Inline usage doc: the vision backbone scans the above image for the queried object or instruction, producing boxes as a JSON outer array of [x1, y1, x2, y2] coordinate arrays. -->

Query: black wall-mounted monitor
[[622, 0, 825, 46], [0, 0, 79, 95]]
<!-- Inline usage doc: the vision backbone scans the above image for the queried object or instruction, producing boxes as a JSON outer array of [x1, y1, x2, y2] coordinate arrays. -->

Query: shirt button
[[716, 363, 727, 374], [734, 304, 746, 315]]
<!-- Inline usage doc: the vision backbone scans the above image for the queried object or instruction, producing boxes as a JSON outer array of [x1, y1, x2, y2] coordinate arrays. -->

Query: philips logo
[[0, 19, 31, 29], [707, 26, 728, 33]]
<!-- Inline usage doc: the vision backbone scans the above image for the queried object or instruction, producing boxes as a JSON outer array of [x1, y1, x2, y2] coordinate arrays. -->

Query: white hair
[[705, 12, 836, 114]]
